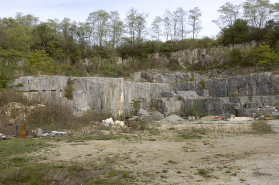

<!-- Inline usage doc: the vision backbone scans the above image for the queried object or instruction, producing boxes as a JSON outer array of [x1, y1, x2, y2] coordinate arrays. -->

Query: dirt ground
[[30, 120, 279, 185]]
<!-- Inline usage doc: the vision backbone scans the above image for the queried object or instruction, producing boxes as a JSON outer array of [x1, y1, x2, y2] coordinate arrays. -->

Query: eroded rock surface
[[13, 76, 173, 117], [12, 72, 279, 118]]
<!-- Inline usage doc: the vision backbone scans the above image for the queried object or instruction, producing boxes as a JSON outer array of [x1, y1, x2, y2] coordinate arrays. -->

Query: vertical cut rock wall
[[13, 76, 173, 117]]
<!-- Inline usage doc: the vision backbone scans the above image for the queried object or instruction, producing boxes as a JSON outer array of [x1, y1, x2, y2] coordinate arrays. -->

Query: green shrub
[[200, 80, 205, 89], [184, 101, 204, 117], [99, 62, 125, 77], [26, 50, 54, 75], [166, 58, 183, 71]]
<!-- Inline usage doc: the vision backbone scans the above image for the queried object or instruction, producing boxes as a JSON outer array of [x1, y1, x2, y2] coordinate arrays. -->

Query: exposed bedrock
[[13, 76, 173, 117], [12, 72, 279, 117], [173, 72, 279, 98]]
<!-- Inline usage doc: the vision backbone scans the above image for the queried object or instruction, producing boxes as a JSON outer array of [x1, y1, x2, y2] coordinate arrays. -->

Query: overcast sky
[[1, 0, 279, 38]]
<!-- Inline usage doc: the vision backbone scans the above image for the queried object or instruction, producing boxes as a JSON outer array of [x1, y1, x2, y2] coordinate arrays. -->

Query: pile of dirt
[[162, 115, 184, 123]]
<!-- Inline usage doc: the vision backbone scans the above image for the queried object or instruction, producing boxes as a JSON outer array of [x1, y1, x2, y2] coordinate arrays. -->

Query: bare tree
[[163, 10, 172, 41], [87, 10, 110, 46], [188, 7, 202, 40], [109, 11, 124, 47], [176, 7, 187, 40], [125, 8, 148, 44], [212, 2, 241, 29], [152, 16, 162, 41], [243, 0, 273, 29], [172, 9, 180, 40]]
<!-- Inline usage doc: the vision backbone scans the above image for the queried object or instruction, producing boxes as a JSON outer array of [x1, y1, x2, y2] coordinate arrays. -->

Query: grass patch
[[94, 171, 134, 185], [0, 139, 51, 159], [68, 165, 84, 173], [0, 139, 53, 184], [251, 121, 272, 133], [149, 139, 156, 141], [168, 160, 178, 164], [181, 132, 203, 139], [197, 168, 212, 178]]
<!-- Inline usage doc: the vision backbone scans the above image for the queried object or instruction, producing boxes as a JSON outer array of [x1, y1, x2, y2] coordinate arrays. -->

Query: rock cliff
[[13, 76, 173, 117], [12, 71, 279, 118]]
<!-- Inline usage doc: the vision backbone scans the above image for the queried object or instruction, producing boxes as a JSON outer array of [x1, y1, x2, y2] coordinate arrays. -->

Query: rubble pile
[[0, 133, 7, 140], [0, 126, 70, 141]]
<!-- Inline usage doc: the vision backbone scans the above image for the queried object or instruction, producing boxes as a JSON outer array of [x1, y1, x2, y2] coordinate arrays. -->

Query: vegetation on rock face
[[183, 101, 205, 117]]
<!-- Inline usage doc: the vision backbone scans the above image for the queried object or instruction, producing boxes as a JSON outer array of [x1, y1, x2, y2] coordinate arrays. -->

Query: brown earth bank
[[23, 120, 279, 185]]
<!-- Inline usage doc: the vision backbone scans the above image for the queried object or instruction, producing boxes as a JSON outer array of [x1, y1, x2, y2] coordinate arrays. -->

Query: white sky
[[1, 0, 279, 38]]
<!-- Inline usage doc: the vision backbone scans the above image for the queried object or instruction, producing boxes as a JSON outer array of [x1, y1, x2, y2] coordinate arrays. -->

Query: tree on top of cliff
[[220, 19, 250, 45]]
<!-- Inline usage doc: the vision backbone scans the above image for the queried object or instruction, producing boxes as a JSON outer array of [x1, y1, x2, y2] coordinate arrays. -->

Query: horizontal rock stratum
[[12, 72, 279, 117]]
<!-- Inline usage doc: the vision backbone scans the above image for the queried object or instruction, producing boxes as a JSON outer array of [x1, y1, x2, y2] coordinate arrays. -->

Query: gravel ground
[[30, 120, 279, 185]]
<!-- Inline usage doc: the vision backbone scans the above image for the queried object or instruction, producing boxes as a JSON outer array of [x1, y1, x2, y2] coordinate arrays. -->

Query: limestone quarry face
[[12, 71, 279, 118], [13, 76, 173, 117]]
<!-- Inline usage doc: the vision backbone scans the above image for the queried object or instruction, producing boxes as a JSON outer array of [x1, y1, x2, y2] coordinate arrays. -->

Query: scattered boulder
[[0, 133, 6, 140], [32, 128, 43, 137], [126, 116, 139, 121], [137, 109, 151, 121], [51, 131, 68, 135], [40, 131, 69, 137], [162, 115, 184, 123], [101, 118, 126, 128], [102, 118, 115, 127], [115, 120, 126, 128]]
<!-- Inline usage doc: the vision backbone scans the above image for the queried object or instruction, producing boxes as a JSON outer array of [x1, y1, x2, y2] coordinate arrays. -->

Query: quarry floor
[[30, 120, 279, 185]]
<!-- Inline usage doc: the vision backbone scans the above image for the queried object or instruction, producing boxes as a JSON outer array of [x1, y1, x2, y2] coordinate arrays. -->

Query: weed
[[162, 169, 168, 173], [0, 140, 53, 185], [149, 139, 156, 141], [180, 126, 207, 140], [183, 100, 205, 117], [197, 169, 211, 178], [53, 164, 65, 169], [200, 80, 205, 89], [168, 160, 178, 164], [251, 121, 272, 133], [67, 165, 84, 173]]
